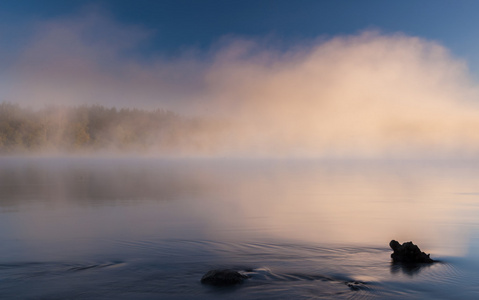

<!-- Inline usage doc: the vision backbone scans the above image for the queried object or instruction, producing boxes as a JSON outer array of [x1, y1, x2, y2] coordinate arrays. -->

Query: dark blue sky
[[2, 0, 479, 68]]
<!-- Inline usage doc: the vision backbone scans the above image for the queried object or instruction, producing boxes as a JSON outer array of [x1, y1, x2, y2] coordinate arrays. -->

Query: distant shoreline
[[0, 102, 227, 155]]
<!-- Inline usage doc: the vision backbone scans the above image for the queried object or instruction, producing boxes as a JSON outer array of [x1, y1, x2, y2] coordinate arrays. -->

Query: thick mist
[[203, 33, 479, 157], [4, 10, 479, 158]]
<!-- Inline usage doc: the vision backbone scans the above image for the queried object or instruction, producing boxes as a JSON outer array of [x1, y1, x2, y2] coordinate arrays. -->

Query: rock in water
[[201, 269, 248, 286], [389, 240, 434, 263]]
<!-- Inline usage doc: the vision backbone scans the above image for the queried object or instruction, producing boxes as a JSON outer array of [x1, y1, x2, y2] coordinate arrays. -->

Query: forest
[[0, 102, 227, 155]]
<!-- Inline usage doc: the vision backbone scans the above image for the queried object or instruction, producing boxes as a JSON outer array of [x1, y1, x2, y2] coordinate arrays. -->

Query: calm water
[[0, 157, 479, 299]]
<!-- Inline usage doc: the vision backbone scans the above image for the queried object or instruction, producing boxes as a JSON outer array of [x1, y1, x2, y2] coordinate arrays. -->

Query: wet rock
[[345, 280, 368, 291], [389, 240, 434, 263], [201, 269, 248, 286]]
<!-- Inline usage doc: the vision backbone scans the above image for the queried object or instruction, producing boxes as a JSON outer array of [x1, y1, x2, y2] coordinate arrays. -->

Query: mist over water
[[203, 33, 479, 157], [3, 8, 479, 299], [3, 9, 479, 158]]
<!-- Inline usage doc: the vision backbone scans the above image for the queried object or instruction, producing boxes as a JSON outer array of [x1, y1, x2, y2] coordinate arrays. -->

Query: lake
[[0, 157, 478, 299]]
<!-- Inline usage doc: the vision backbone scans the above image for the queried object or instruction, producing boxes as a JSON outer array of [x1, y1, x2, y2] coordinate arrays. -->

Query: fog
[[4, 10, 479, 158]]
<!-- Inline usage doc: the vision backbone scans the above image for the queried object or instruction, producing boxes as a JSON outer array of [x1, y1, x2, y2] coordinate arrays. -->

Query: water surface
[[0, 157, 478, 299]]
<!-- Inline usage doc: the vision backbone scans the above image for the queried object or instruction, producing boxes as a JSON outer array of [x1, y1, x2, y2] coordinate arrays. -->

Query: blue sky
[[2, 0, 479, 68]]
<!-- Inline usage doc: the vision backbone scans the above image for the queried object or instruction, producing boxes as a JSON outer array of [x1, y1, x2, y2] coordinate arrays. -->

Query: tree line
[[0, 102, 227, 154]]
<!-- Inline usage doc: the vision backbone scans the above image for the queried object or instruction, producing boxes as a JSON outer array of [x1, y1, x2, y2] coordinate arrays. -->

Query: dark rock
[[201, 269, 248, 286], [345, 280, 368, 291], [389, 240, 434, 263]]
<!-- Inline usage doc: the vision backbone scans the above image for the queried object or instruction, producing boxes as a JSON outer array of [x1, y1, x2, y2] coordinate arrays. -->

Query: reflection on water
[[390, 261, 435, 277], [1, 157, 479, 298]]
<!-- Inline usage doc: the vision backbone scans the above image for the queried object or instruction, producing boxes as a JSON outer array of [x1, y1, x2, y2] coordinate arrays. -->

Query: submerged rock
[[345, 280, 368, 291], [389, 240, 434, 263], [201, 269, 248, 286]]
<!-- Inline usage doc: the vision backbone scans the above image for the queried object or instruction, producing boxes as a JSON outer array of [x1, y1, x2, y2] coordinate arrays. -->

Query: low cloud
[[4, 9, 479, 158]]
